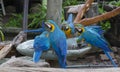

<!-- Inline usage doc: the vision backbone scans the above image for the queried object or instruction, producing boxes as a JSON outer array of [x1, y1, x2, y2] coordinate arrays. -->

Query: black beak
[[61, 25, 69, 31], [75, 27, 79, 32], [61, 25, 66, 30]]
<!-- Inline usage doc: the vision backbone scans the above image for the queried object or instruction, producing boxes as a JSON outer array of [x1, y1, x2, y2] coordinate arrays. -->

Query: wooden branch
[[74, 0, 94, 23], [0, 31, 26, 60], [0, 44, 13, 60], [0, 41, 12, 50], [0, 56, 50, 67], [12, 31, 26, 47], [0, 67, 119, 72], [77, 7, 120, 26]]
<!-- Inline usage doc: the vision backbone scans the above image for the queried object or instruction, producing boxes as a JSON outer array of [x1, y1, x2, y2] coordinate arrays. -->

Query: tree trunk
[[47, 0, 62, 27]]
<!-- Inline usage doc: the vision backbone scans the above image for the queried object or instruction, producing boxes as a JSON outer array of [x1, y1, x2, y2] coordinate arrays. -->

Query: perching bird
[[33, 31, 50, 63], [61, 13, 75, 38], [44, 20, 67, 68], [75, 24, 118, 67]]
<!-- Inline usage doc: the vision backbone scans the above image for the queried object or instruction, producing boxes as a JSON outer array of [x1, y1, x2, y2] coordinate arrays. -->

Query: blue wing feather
[[67, 13, 73, 24], [85, 26, 104, 35], [104, 51, 118, 67], [33, 31, 50, 63], [33, 50, 42, 63], [78, 25, 117, 67], [24, 28, 45, 33], [48, 20, 67, 68], [66, 13, 75, 34], [82, 29, 112, 52]]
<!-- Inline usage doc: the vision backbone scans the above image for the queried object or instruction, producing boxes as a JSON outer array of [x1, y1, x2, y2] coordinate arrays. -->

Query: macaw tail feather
[[33, 51, 42, 63], [104, 51, 118, 67], [67, 13, 73, 23], [59, 55, 67, 68], [24, 28, 45, 33]]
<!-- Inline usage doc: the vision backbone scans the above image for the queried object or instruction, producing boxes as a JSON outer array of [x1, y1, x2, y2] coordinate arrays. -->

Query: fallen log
[[0, 67, 119, 72], [0, 56, 50, 67], [0, 41, 12, 50], [0, 31, 26, 60], [0, 44, 13, 60], [0, 46, 4, 50]]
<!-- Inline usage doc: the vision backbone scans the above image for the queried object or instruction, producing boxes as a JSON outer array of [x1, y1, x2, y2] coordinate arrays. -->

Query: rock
[[16, 40, 34, 56], [16, 38, 92, 60]]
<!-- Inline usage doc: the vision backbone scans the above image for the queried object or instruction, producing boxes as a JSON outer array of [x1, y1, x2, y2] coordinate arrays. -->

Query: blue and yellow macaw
[[75, 24, 118, 67], [44, 20, 67, 68], [61, 13, 75, 38], [33, 31, 50, 62]]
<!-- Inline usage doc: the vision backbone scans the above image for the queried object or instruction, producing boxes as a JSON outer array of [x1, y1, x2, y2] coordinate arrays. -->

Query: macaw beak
[[75, 27, 81, 35], [45, 22, 52, 31], [61, 25, 69, 31], [44, 22, 51, 28], [61, 25, 66, 30], [75, 27, 79, 32]]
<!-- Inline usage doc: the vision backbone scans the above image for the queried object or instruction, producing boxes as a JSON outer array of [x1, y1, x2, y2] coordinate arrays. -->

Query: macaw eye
[[75, 27, 83, 33]]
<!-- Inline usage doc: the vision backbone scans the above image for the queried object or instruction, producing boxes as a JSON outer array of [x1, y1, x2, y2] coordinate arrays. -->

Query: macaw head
[[61, 13, 75, 38], [75, 24, 85, 35], [44, 20, 57, 32], [61, 21, 70, 31], [61, 21, 72, 38]]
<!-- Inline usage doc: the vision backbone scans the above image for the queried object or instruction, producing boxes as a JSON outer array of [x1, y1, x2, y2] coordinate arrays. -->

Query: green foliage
[[0, 14, 5, 41], [28, 4, 47, 28], [63, 0, 79, 7], [5, 14, 23, 28], [109, 0, 120, 6], [98, 6, 106, 14], [100, 20, 111, 31], [0, 29, 5, 41], [5, 4, 47, 29], [98, 3, 111, 31]]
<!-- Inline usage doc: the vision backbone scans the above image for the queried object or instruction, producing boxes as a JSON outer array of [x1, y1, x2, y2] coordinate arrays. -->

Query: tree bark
[[74, 0, 94, 23], [77, 7, 120, 26], [47, 0, 62, 27]]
